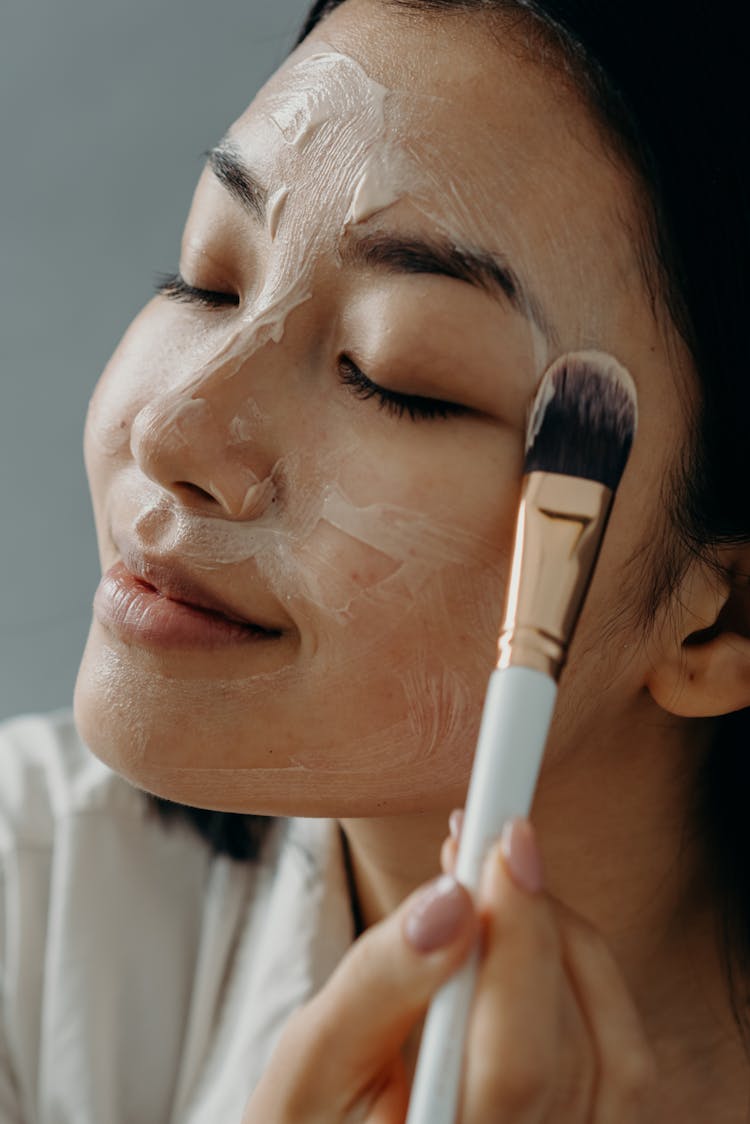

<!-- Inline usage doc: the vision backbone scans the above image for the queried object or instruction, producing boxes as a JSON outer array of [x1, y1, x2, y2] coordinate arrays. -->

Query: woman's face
[[75, 0, 689, 814]]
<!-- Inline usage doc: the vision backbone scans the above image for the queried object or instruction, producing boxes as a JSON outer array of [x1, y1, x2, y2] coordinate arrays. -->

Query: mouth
[[94, 559, 285, 651]]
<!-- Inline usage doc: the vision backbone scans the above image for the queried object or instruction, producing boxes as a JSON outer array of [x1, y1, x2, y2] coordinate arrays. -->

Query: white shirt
[[0, 710, 355, 1124]]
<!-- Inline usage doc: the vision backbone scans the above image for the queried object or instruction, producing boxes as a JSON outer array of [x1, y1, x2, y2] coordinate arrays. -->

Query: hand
[[242, 816, 657, 1123]]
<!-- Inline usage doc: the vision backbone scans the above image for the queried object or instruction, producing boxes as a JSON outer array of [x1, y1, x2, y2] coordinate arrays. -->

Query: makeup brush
[[406, 350, 638, 1124]]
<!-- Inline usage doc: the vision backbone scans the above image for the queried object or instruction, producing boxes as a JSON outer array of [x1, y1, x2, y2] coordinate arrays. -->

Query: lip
[[94, 560, 284, 651]]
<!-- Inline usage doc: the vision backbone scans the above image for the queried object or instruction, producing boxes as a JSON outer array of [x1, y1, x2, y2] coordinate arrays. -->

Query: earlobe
[[646, 561, 750, 718], [648, 631, 750, 717]]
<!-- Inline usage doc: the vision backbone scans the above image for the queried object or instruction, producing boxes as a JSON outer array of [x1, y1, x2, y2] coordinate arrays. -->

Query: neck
[[339, 807, 450, 934], [339, 694, 749, 1118]]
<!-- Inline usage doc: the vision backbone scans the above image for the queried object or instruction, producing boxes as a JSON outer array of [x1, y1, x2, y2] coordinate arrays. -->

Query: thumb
[[279, 875, 477, 1112]]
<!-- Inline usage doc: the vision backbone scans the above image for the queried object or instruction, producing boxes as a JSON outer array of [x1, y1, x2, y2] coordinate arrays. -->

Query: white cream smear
[[108, 45, 526, 611], [89, 43, 577, 781]]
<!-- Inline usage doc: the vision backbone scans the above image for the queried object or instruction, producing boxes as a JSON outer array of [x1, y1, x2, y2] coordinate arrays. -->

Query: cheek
[[287, 552, 503, 805], [263, 424, 516, 647], [304, 492, 505, 631]]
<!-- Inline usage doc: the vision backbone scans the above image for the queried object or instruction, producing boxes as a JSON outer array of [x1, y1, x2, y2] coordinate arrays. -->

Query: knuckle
[[523, 906, 560, 962], [559, 906, 600, 954], [477, 1043, 553, 1114], [495, 897, 560, 962], [499, 1063, 550, 1112], [279, 1004, 322, 1065], [614, 1044, 659, 1101], [282, 998, 339, 1071]]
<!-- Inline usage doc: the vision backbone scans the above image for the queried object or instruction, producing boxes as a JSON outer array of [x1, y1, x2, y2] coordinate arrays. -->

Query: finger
[[440, 808, 463, 873], [281, 874, 478, 1113], [367, 1055, 410, 1123], [555, 905, 657, 1121], [461, 819, 571, 1122], [441, 834, 458, 875], [449, 808, 464, 840]]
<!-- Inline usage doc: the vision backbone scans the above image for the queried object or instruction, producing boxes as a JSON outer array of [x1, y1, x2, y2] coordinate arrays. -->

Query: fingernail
[[500, 818, 544, 894], [449, 808, 464, 840], [404, 876, 472, 953]]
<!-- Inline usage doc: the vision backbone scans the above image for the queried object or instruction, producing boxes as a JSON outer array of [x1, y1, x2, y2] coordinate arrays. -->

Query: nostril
[[130, 395, 276, 518], [239, 476, 276, 520], [175, 481, 217, 504], [171, 474, 276, 520]]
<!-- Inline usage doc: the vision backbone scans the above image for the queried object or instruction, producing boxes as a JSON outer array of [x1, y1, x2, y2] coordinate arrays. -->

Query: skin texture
[[75, 0, 750, 1116]]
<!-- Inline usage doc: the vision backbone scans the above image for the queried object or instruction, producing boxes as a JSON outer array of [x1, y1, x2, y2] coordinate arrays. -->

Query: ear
[[646, 554, 750, 718]]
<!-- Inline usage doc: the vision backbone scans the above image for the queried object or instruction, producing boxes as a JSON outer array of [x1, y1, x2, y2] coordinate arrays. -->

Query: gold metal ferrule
[[497, 472, 614, 679]]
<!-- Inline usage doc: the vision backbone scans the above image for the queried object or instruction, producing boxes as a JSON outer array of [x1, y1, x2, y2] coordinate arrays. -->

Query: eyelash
[[154, 272, 239, 308], [153, 273, 465, 423], [337, 356, 468, 423]]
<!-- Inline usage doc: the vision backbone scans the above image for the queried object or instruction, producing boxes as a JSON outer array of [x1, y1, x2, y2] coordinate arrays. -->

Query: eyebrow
[[340, 231, 555, 341], [207, 141, 268, 222], [206, 140, 556, 343]]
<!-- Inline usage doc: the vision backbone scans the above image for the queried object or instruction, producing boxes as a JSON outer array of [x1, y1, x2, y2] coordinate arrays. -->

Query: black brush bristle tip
[[523, 351, 638, 491]]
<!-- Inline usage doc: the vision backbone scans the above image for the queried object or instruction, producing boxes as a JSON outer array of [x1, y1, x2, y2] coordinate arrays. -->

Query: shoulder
[[0, 708, 147, 852]]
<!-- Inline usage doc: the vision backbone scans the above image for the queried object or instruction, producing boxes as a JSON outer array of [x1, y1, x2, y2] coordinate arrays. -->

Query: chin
[[74, 623, 475, 817], [74, 670, 431, 815]]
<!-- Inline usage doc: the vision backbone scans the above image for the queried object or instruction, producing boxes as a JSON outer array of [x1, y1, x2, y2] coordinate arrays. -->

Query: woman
[[2, 0, 749, 1119]]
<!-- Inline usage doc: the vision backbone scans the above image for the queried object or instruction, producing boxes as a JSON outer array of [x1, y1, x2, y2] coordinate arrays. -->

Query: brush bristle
[[524, 351, 638, 490]]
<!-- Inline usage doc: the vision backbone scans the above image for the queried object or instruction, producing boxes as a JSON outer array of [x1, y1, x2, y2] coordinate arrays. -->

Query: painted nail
[[500, 818, 544, 894], [449, 808, 464, 840], [404, 876, 472, 953]]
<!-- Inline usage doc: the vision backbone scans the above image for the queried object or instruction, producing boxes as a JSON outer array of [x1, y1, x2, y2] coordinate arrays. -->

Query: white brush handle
[[406, 665, 558, 1124]]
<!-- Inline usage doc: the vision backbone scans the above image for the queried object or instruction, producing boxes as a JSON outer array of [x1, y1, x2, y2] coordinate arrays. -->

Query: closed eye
[[337, 355, 469, 422], [154, 271, 240, 309]]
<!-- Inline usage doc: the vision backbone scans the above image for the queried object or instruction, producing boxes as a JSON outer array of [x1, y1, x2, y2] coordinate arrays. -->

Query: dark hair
[[301, 0, 750, 1038], [145, 795, 272, 861], [151, 0, 750, 1036]]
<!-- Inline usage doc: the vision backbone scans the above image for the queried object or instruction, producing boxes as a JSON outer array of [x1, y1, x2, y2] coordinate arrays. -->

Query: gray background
[[0, 0, 308, 721]]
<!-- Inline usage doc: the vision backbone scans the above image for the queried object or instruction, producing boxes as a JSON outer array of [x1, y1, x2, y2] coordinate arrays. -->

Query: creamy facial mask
[[86, 41, 621, 788]]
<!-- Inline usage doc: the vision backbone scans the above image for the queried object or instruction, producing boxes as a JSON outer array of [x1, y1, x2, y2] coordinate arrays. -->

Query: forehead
[[216, 0, 647, 352]]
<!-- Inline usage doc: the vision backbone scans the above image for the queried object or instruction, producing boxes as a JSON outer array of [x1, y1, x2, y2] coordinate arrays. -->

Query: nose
[[130, 363, 277, 521]]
